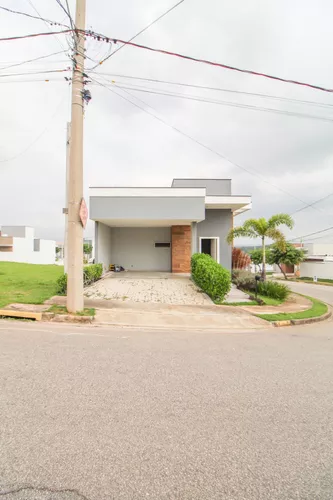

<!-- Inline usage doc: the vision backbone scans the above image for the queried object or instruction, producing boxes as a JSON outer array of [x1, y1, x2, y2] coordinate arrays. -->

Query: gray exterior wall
[[172, 179, 231, 195], [110, 227, 171, 271], [90, 196, 205, 222], [197, 209, 233, 270]]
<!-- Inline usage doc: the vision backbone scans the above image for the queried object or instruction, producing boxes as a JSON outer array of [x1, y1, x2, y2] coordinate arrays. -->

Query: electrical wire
[[289, 226, 333, 242], [290, 193, 333, 216], [0, 69, 69, 78], [86, 32, 333, 94], [0, 30, 73, 42], [92, 80, 333, 123], [55, 0, 71, 21], [92, 72, 333, 109], [92, 0, 185, 68], [0, 5, 69, 27], [0, 50, 68, 71], [0, 93, 67, 163], [25, 0, 69, 53], [90, 75, 325, 212]]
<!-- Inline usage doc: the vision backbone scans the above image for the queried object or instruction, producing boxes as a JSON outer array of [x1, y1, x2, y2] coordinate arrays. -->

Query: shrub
[[191, 253, 231, 302], [257, 280, 290, 301], [232, 270, 256, 291], [232, 248, 251, 269], [56, 273, 68, 295], [83, 263, 103, 286], [56, 264, 103, 295]]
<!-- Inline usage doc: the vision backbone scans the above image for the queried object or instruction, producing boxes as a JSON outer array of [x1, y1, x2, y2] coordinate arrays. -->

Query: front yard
[[0, 262, 63, 308]]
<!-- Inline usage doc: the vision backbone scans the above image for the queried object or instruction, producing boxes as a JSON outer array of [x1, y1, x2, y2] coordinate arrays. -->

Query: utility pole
[[64, 122, 71, 274], [67, 0, 86, 313]]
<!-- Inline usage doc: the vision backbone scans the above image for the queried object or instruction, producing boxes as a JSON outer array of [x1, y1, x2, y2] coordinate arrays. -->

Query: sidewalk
[[47, 296, 270, 331]]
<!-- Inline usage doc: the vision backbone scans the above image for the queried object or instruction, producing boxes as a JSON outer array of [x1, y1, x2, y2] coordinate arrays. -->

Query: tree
[[268, 242, 306, 280], [226, 214, 294, 280], [249, 248, 267, 271], [83, 243, 93, 256]]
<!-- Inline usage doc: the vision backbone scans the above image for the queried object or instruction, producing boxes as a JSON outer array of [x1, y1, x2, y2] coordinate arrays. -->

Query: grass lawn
[[0, 262, 63, 308], [222, 294, 283, 307], [257, 296, 328, 322], [48, 305, 95, 317]]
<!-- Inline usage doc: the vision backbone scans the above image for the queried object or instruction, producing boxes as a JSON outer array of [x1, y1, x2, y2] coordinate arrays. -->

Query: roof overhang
[[205, 196, 252, 215]]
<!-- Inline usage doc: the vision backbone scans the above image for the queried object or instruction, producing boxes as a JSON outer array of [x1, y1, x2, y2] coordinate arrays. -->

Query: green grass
[[222, 294, 283, 307], [0, 262, 63, 308], [257, 296, 328, 322], [257, 294, 283, 306], [48, 305, 95, 317]]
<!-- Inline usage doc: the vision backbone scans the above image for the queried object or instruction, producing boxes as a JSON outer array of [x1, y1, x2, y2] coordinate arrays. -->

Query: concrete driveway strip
[[0, 320, 333, 499], [280, 280, 333, 306]]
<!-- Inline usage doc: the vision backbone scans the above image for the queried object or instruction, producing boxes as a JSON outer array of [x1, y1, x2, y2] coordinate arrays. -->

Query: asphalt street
[[0, 319, 333, 500], [278, 279, 333, 306]]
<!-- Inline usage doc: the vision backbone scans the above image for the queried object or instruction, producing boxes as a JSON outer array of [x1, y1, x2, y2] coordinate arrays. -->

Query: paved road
[[282, 280, 333, 306], [0, 320, 333, 500]]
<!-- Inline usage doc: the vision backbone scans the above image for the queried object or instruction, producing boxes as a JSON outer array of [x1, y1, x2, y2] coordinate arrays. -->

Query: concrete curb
[[272, 308, 332, 328], [42, 312, 94, 324]]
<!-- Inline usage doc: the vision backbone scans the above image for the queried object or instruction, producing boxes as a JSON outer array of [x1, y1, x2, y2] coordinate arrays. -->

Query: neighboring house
[[300, 243, 333, 280], [0, 226, 55, 265], [89, 178, 252, 273]]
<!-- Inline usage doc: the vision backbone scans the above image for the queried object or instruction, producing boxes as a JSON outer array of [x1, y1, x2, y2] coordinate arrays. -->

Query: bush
[[56, 263, 103, 295], [56, 273, 68, 295], [232, 247, 251, 269], [191, 253, 231, 302], [257, 280, 291, 301], [83, 263, 103, 286], [232, 270, 256, 291]]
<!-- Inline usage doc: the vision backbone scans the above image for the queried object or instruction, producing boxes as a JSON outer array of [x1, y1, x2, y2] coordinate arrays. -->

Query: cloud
[[0, 0, 332, 243]]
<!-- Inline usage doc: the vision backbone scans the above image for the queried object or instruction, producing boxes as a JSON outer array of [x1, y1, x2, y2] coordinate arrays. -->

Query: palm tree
[[226, 214, 294, 280]]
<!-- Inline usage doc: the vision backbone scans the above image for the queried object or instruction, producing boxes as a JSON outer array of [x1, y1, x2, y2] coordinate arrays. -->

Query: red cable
[[86, 31, 333, 94]]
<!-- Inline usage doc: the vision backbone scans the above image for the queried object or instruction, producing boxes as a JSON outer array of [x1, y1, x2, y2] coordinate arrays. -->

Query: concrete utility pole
[[64, 122, 71, 274], [67, 0, 86, 313]]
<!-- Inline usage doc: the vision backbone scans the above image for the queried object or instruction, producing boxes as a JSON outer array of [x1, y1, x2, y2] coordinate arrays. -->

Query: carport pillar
[[171, 225, 192, 273]]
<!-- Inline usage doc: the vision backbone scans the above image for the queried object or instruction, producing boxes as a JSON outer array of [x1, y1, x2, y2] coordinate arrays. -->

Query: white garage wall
[[110, 227, 171, 271], [300, 262, 333, 280]]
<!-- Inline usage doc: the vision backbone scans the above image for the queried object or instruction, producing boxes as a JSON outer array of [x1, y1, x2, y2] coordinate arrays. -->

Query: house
[[300, 243, 333, 280], [0, 226, 55, 265], [89, 178, 251, 273]]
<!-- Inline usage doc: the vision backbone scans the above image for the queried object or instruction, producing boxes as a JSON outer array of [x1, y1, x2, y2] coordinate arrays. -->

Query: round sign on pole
[[79, 198, 88, 229]]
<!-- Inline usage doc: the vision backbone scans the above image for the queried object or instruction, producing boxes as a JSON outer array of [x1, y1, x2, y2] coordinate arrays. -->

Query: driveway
[[0, 319, 333, 499], [85, 272, 212, 306], [280, 280, 333, 306]]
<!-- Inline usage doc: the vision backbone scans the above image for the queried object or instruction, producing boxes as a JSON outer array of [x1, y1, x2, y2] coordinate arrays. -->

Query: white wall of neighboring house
[[0, 226, 56, 265], [304, 243, 333, 256], [300, 261, 333, 280]]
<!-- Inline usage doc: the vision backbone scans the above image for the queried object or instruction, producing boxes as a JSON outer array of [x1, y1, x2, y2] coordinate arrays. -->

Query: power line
[[290, 193, 333, 216], [54, 0, 71, 21], [86, 32, 333, 94], [25, 0, 69, 53], [90, 75, 325, 211], [93, 0, 185, 68], [0, 5, 68, 27], [91, 80, 333, 123], [0, 50, 68, 71], [0, 29, 73, 43], [93, 72, 333, 109], [0, 69, 69, 78], [289, 226, 333, 242]]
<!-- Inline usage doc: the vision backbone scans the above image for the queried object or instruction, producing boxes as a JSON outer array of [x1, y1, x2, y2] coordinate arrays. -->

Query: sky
[[1, 0, 333, 246]]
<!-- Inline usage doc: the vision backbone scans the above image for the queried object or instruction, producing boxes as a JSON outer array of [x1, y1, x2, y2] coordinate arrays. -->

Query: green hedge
[[56, 263, 103, 295], [191, 253, 231, 302]]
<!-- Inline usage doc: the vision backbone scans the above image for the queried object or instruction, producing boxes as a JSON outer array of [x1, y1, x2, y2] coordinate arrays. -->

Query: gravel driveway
[[85, 272, 212, 306]]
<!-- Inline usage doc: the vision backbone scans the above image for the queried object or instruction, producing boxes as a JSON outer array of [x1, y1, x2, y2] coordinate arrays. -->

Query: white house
[[0, 226, 56, 265], [300, 243, 333, 280]]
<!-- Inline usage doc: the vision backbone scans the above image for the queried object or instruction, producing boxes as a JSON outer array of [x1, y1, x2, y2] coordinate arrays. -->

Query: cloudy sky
[[1, 0, 333, 246]]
